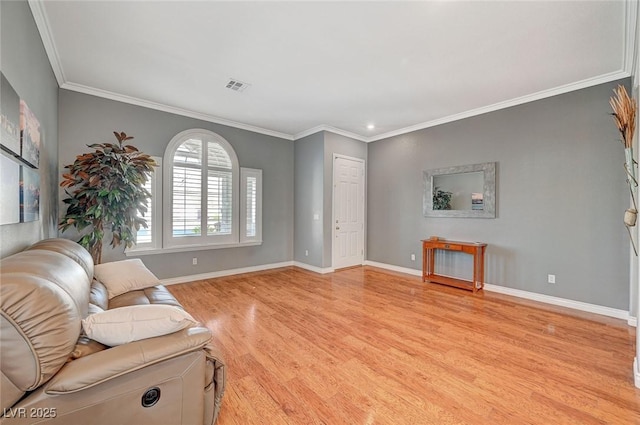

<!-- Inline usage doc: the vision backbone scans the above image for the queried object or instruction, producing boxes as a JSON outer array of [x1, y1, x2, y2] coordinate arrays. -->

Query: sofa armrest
[[203, 344, 226, 425], [45, 326, 212, 394]]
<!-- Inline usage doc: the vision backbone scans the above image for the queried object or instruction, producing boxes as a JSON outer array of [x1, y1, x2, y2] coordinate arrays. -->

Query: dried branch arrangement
[[610, 85, 638, 255], [610, 84, 637, 149]]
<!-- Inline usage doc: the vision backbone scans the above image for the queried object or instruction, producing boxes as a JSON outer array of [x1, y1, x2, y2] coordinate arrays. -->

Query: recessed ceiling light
[[367, 124, 375, 130]]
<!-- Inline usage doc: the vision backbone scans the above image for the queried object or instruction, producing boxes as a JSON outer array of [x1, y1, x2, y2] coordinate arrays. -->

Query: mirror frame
[[423, 162, 496, 218]]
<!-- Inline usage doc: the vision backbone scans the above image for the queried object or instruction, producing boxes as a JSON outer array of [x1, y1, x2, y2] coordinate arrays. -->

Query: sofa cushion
[[94, 259, 160, 299], [82, 305, 198, 346], [1, 243, 91, 410], [27, 238, 94, 283], [90, 279, 109, 310], [109, 285, 184, 309], [69, 336, 108, 360]]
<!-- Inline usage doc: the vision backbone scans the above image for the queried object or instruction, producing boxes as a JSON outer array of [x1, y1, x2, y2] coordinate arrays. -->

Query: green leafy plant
[[59, 131, 157, 264], [433, 187, 453, 210]]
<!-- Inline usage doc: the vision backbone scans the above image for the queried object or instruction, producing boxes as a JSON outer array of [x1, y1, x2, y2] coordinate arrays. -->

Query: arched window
[[164, 129, 239, 247]]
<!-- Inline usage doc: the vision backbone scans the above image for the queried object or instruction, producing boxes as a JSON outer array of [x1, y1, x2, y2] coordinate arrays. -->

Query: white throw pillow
[[82, 305, 197, 346], [94, 258, 160, 299]]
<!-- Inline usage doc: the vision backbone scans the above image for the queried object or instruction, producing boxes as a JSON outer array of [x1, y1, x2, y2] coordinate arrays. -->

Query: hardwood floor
[[168, 266, 640, 424]]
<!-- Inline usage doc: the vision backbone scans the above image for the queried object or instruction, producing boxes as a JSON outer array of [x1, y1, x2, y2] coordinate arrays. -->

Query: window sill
[[125, 241, 263, 257]]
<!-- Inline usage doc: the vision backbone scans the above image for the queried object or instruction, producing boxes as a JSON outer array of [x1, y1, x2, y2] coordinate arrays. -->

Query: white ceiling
[[31, 1, 634, 142]]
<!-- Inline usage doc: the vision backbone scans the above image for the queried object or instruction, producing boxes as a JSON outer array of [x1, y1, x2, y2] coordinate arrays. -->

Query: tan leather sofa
[[0, 238, 225, 424]]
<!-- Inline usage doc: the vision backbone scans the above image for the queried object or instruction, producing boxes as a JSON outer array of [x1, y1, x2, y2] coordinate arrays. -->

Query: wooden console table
[[422, 238, 487, 292]]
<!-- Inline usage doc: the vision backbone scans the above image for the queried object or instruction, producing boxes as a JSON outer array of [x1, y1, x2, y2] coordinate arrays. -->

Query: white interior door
[[333, 155, 365, 269]]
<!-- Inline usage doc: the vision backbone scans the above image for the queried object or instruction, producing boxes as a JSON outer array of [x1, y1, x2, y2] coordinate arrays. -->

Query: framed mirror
[[423, 162, 496, 218]]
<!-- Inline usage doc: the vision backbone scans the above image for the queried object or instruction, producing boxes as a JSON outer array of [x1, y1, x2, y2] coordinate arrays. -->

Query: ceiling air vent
[[225, 79, 250, 92]]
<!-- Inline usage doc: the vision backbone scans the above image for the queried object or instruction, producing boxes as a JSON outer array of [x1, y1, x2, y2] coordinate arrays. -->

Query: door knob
[[336, 226, 340, 230]]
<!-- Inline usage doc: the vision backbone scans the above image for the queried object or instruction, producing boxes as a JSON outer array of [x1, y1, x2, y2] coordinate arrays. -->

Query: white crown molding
[[28, 0, 65, 86], [623, 0, 638, 76], [29, 0, 634, 144], [28, 0, 295, 140], [294, 125, 368, 142], [62, 70, 632, 146], [367, 70, 632, 143], [61, 82, 295, 141], [293, 125, 326, 140]]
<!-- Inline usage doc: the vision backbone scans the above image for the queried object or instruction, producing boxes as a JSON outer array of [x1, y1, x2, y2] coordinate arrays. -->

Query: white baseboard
[[364, 260, 632, 323], [364, 260, 422, 277], [159, 260, 334, 286], [635, 358, 640, 389], [293, 261, 335, 274], [160, 258, 633, 324], [160, 261, 294, 285], [483, 283, 631, 321]]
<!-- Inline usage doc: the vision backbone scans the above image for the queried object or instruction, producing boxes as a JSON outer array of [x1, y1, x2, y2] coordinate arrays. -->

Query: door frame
[[331, 153, 366, 269]]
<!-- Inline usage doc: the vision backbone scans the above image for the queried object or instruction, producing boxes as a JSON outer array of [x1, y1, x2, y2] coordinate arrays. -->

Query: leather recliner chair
[[0, 238, 225, 424]]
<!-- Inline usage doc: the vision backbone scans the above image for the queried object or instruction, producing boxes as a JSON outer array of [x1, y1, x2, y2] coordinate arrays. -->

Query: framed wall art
[[1, 72, 21, 156], [20, 165, 40, 222], [1, 152, 21, 225], [20, 99, 41, 168]]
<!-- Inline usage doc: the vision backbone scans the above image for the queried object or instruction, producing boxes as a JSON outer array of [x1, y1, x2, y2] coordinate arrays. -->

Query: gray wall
[[58, 90, 294, 279], [368, 80, 630, 310], [293, 131, 367, 269], [323, 132, 367, 267], [0, 1, 59, 258], [293, 132, 325, 267]]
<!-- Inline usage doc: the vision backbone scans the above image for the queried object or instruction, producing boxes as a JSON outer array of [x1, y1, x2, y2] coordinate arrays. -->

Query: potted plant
[[433, 187, 453, 210], [59, 131, 157, 264]]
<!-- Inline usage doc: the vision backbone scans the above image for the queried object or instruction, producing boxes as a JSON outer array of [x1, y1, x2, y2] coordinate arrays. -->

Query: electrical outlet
[[547, 274, 556, 284], [410, 253, 416, 261], [305, 250, 309, 257], [192, 257, 198, 266]]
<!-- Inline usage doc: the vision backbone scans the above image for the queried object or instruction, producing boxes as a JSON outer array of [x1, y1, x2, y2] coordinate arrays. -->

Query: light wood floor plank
[[168, 266, 640, 424]]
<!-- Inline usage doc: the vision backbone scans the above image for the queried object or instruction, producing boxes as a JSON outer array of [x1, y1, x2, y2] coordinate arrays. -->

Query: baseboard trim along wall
[[364, 260, 633, 323], [483, 282, 632, 322], [159, 260, 336, 285], [160, 261, 295, 285], [364, 260, 422, 277], [292, 261, 335, 274], [160, 259, 634, 324]]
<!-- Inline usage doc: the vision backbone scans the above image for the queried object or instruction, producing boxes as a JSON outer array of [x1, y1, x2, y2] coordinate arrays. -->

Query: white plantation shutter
[[131, 132, 263, 253], [206, 141, 233, 235], [172, 138, 202, 237], [134, 156, 161, 249], [240, 168, 262, 243], [164, 130, 239, 247], [172, 165, 201, 237], [207, 170, 233, 234], [246, 177, 256, 237], [136, 177, 153, 244], [207, 141, 231, 168]]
